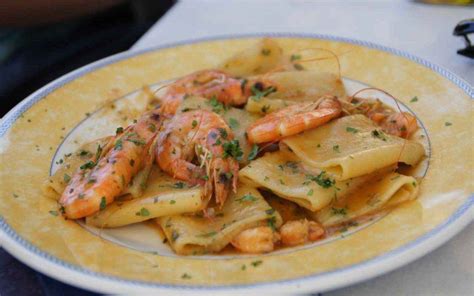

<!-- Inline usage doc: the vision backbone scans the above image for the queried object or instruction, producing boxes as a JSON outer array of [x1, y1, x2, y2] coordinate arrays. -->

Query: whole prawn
[[246, 95, 342, 144], [156, 109, 239, 206], [59, 110, 164, 219]]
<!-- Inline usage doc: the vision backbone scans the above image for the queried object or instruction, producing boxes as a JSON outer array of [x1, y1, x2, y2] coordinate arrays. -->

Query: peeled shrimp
[[59, 110, 163, 219], [280, 219, 324, 246], [155, 110, 239, 206], [231, 226, 280, 254], [246, 95, 342, 144]]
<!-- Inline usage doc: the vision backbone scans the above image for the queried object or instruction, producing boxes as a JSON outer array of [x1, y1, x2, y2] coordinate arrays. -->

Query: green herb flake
[[170, 200, 176, 204], [332, 145, 340, 153], [307, 189, 314, 196], [12, 193, 19, 198], [181, 273, 192, 279], [208, 96, 227, 113], [228, 118, 239, 130], [235, 193, 257, 203], [345, 127, 359, 133], [371, 130, 387, 141], [250, 84, 277, 102], [222, 139, 243, 160], [63, 173, 71, 183], [445, 122, 452, 127], [306, 171, 335, 189], [99, 196, 107, 210], [116, 127, 124, 134], [251, 260, 263, 267], [136, 207, 150, 216], [173, 182, 186, 189], [290, 54, 301, 61], [410, 96, 418, 103], [261, 105, 270, 113], [114, 139, 123, 150], [192, 120, 198, 128], [412, 181, 417, 187], [80, 160, 95, 170], [241, 264, 247, 271], [171, 230, 180, 242], [293, 63, 304, 71], [247, 144, 259, 161], [49, 210, 59, 216]]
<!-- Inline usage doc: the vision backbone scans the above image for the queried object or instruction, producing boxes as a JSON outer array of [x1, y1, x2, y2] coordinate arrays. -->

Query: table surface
[[2, 1, 473, 295], [133, 1, 474, 295]]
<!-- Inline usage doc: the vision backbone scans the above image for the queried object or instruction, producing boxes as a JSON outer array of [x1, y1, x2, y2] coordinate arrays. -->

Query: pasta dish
[[43, 39, 426, 255]]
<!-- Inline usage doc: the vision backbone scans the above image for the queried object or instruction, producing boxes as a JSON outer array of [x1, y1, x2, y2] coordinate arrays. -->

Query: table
[[131, 0, 474, 295]]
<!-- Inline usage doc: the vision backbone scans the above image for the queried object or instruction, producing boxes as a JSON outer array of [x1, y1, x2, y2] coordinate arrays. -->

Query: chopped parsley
[[170, 200, 176, 204], [218, 128, 228, 139], [222, 139, 243, 160], [241, 264, 246, 271], [290, 54, 301, 61], [251, 260, 263, 267], [307, 189, 314, 196], [371, 129, 387, 141], [49, 210, 59, 216], [99, 196, 107, 210], [332, 145, 340, 153], [267, 216, 277, 231], [116, 127, 124, 134], [345, 127, 359, 133], [250, 84, 277, 101], [208, 96, 227, 113], [181, 273, 191, 279], [228, 118, 239, 129], [247, 144, 259, 161], [410, 96, 418, 103], [171, 230, 180, 242], [80, 161, 95, 170], [306, 171, 335, 188], [192, 120, 198, 128], [235, 193, 257, 203], [114, 139, 123, 150], [136, 207, 150, 216], [445, 122, 452, 126], [63, 173, 71, 183]]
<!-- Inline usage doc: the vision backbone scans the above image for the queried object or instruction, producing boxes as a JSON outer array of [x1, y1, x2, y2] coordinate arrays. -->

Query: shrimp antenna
[[292, 47, 346, 79], [350, 87, 420, 181]]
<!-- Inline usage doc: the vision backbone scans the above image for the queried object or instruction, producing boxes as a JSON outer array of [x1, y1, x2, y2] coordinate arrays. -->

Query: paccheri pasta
[[43, 38, 426, 255]]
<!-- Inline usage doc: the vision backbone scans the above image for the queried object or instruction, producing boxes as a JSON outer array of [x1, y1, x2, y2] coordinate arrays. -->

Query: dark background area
[[0, 0, 175, 116], [0, 1, 174, 295]]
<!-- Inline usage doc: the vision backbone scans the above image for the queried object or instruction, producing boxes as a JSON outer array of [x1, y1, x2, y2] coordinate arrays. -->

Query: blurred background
[[0, 0, 175, 116]]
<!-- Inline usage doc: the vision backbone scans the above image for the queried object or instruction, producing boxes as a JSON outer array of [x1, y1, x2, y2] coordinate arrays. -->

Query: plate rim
[[0, 33, 473, 294]]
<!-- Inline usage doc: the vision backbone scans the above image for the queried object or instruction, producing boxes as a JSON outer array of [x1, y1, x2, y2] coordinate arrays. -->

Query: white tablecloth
[[131, 1, 474, 294]]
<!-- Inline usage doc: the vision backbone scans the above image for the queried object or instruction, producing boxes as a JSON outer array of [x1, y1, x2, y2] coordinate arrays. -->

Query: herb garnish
[[345, 127, 359, 133], [331, 207, 347, 216], [99, 196, 106, 210], [222, 140, 243, 160], [250, 84, 277, 101], [63, 174, 71, 183], [410, 96, 418, 103], [247, 144, 259, 161], [445, 122, 452, 126], [235, 193, 257, 202], [136, 207, 150, 216], [261, 49, 271, 56], [371, 129, 387, 141], [197, 231, 217, 238], [251, 260, 263, 267], [306, 171, 335, 188], [290, 54, 301, 61], [208, 96, 227, 113]]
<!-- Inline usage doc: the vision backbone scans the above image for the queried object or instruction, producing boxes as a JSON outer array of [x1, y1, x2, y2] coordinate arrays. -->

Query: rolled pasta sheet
[[245, 96, 296, 115], [253, 71, 346, 101], [156, 185, 282, 255], [85, 168, 205, 228], [239, 150, 382, 212], [41, 137, 111, 200], [314, 172, 419, 227], [177, 96, 261, 165], [220, 38, 283, 76], [282, 114, 425, 181]]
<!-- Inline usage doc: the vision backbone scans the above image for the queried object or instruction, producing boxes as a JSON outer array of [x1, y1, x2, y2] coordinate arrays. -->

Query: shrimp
[[343, 97, 418, 138], [59, 110, 164, 219], [156, 110, 239, 206], [159, 70, 248, 115], [231, 226, 280, 254], [246, 95, 342, 144], [280, 219, 325, 246]]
